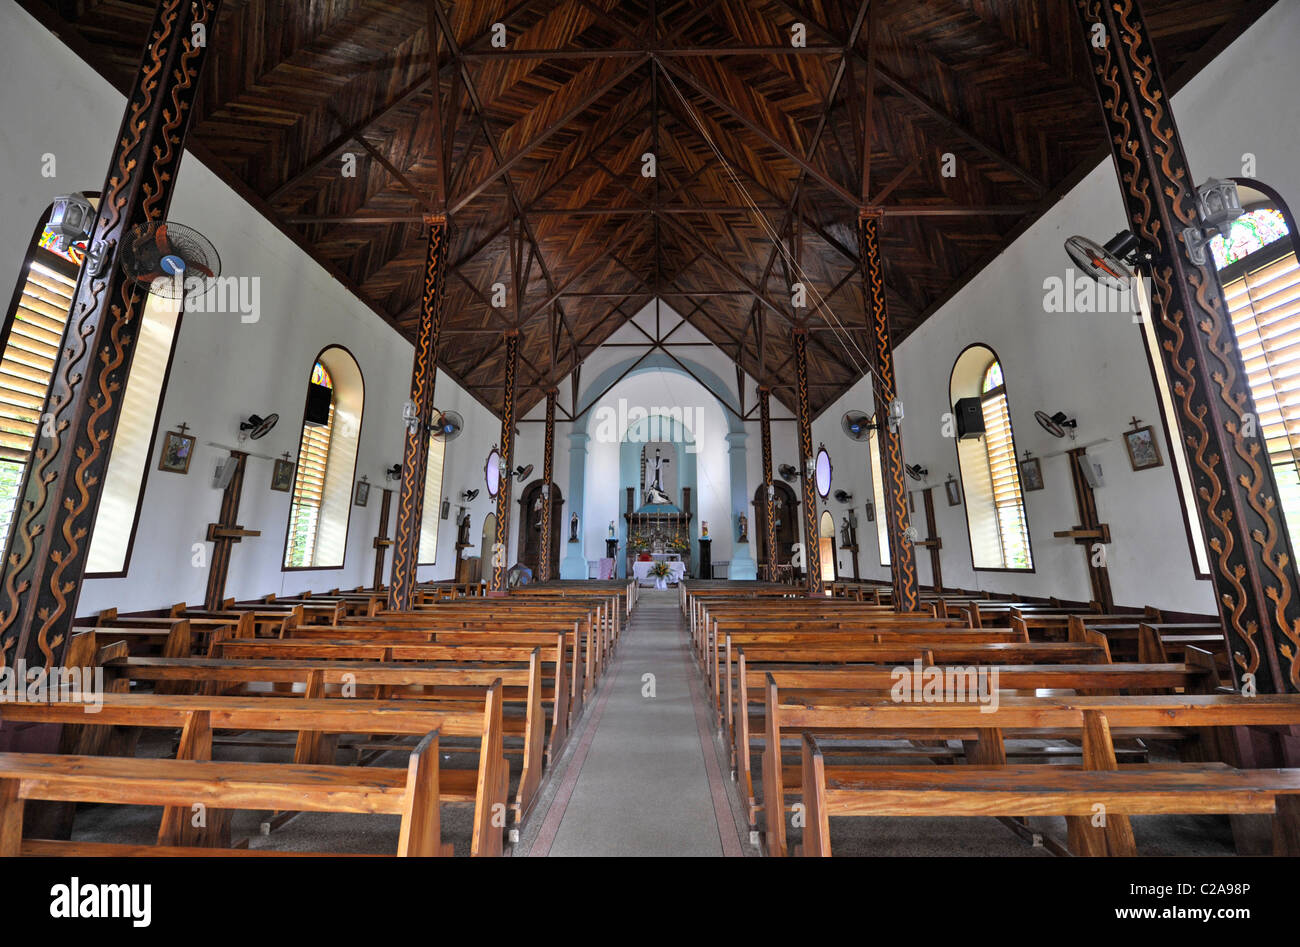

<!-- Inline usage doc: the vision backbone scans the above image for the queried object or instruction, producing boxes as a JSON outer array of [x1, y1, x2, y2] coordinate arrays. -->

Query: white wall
[[0, 3, 497, 615], [814, 1, 1300, 612]]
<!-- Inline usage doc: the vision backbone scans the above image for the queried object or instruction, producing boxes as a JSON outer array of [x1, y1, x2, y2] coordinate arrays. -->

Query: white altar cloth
[[633, 559, 687, 586]]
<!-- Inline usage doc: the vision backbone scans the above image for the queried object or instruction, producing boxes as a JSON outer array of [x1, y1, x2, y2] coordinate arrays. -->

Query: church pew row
[[0, 685, 510, 856], [778, 690, 1300, 857], [731, 652, 1220, 838]]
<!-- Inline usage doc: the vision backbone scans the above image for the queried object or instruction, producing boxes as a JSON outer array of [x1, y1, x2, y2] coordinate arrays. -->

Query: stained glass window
[[310, 361, 333, 389], [37, 226, 86, 266], [981, 360, 1004, 393], [1210, 207, 1289, 270]]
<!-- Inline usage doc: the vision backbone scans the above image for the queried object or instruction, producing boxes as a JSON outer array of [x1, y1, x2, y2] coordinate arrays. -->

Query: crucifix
[[204, 450, 261, 610]]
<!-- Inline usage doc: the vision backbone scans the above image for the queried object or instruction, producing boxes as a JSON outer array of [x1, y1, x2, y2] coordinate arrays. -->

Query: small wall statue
[[608, 520, 616, 540], [569, 512, 580, 543], [457, 509, 471, 547], [736, 513, 748, 543], [701, 521, 709, 540], [841, 516, 852, 549]]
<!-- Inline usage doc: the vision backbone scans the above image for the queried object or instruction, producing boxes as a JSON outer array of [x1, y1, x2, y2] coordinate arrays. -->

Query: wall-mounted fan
[[1064, 231, 1148, 289], [431, 410, 464, 441], [239, 413, 278, 440], [778, 463, 799, 482], [841, 411, 874, 441], [513, 464, 533, 483], [1035, 410, 1077, 439], [833, 489, 854, 503], [905, 464, 928, 482], [120, 221, 220, 298], [461, 489, 479, 502], [385, 463, 401, 481]]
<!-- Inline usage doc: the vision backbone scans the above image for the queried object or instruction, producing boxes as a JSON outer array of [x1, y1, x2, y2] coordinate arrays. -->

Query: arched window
[[950, 345, 1032, 570], [867, 430, 890, 567], [417, 436, 447, 564], [283, 347, 364, 569], [0, 200, 180, 575], [1211, 194, 1300, 543]]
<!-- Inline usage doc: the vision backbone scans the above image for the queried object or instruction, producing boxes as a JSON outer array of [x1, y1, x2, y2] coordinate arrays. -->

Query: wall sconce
[[1183, 178, 1243, 265]]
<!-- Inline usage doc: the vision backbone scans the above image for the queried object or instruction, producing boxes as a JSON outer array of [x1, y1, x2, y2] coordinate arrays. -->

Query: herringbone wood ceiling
[[26, 0, 1276, 416]]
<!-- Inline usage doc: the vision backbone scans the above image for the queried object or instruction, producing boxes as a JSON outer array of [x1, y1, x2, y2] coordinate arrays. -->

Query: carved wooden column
[[0, 0, 223, 669], [388, 216, 449, 611], [792, 328, 823, 596], [859, 212, 918, 612], [758, 386, 778, 581], [489, 331, 520, 595], [204, 452, 259, 609], [372, 487, 393, 590], [537, 388, 557, 582], [1075, 0, 1298, 692]]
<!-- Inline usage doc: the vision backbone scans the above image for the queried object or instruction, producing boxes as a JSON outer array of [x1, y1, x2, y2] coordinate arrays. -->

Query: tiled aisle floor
[[519, 589, 747, 857]]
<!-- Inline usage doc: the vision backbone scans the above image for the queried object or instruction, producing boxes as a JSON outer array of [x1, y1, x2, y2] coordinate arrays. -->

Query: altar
[[632, 559, 687, 587]]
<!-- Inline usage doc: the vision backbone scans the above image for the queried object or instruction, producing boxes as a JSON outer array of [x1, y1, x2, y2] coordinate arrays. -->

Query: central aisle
[[524, 589, 744, 856]]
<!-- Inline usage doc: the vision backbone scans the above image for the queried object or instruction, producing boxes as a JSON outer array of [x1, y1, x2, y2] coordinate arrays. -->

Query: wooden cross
[[372, 487, 393, 589], [204, 450, 261, 609], [1128, 416, 1143, 431], [176, 422, 190, 438]]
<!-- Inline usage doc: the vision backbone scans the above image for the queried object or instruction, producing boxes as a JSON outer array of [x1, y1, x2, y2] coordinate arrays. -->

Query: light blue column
[[726, 431, 757, 580], [561, 432, 589, 579]]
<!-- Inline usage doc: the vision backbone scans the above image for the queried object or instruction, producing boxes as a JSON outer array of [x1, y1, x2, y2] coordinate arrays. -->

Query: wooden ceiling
[[26, 0, 1275, 417]]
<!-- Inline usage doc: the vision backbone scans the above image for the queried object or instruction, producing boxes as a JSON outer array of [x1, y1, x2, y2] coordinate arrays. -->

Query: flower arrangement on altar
[[667, 534, 690, 553], [648, 561, 672, 579], [628, 535, 650, 553]]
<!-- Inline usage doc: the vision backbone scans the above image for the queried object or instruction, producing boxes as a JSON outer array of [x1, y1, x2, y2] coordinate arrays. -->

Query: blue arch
[[576, 352, 745, 436]]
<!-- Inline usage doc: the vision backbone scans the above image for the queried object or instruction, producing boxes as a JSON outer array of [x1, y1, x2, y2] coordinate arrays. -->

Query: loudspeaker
[[304, 382, 332, 426], [954, 397, 985, 439]]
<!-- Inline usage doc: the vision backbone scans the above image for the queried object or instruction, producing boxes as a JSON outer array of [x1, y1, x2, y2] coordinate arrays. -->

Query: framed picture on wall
[[1020, 457, 1044, 492], [271, 458, 294, 492], [441, 498, 451, 520], [864, 501, 875, 523], [354, 479, 370, 507], [944, 477, 962, 506], [158, 429, 195, 474], [1123, 424, 1163, 471]]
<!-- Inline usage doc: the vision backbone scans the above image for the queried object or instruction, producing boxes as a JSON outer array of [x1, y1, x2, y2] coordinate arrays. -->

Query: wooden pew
[[730, 656, 1216, 837], [0, 735, 449, 856], [794, 700, 1300, 857], [0, 682, 510, 855]]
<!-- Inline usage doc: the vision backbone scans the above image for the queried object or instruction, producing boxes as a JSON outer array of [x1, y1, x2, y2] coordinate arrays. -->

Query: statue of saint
[[841, 517, 852, 549], [457, 510, 471, 547], [701, 521, 709, 540], [736, 513, 748, 543], [569, 512, 579, 542], [608, 520, 616, 540], [644, 448, 672, 505]]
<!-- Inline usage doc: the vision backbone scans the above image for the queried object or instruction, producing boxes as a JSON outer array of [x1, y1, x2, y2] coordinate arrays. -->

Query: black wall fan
[[431, 410, 464, 441], [905, 464, 928, 482], [240, 413, 278, 440], [833, 489, 854, 503], [778, 463, 799, 482], [841, 411, 874, 442], [120, 221, 220, 298], [1035, 410, 1077, 439], [1064, 231, 1148, 288], [462, 489, 480, 501], [513, 464, 533, 483]]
